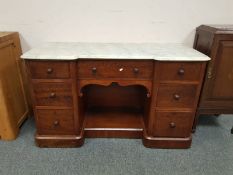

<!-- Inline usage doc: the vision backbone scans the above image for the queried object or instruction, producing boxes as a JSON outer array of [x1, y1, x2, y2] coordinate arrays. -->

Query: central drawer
[[77, 60, 154, 79]]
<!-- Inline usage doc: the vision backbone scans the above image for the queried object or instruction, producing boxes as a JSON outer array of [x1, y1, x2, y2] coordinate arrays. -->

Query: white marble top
[[21, 42, 210, 61]]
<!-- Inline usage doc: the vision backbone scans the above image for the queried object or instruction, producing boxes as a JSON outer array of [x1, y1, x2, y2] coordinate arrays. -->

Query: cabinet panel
[[209, 41, 233, 99], [0, 42, 27, 120], [196, 35, 233, 111], [0, 33, 29, 140]]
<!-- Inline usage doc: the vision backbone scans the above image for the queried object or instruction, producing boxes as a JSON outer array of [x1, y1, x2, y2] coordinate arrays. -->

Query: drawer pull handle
[[47, 68, 53, 74], [53, 120, 59, 126], [49, 92, 56, 98], [133, 68, 139, 74], [207, 67, 212, 79], [173, 94, 180, 100], [169, 122, 176, 128], [178, 68, 185, 75], [92, 67, 97, 74]]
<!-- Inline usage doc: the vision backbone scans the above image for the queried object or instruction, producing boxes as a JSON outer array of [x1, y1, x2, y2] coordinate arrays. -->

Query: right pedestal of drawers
[[143, 62, 206, 148]]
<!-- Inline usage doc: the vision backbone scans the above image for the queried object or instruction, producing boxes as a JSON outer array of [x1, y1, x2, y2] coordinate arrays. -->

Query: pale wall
[[0, 0, 232, 52]]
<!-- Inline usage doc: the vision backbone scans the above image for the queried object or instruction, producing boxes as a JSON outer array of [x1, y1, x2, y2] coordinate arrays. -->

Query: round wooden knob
[[49, 92, 56, 98], [169, 122, 176, 128], [92, 67, 97, 74], [47, 68, 53, 74], [53, 120, 59, 126], [173, 94, 180, 100], [133, 68, 139, 74], [178, 68, 185, 75]]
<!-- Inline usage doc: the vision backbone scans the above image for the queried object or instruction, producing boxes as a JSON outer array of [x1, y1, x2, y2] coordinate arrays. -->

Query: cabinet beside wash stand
[[0, 32, 30, 140], [22, 43, 209, 148], [193, 25, 233, 133]]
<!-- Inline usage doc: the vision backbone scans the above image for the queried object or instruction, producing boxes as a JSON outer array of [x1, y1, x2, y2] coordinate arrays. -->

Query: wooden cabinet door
[[0, 37, 29, 139], [200, 39, 233, 110]]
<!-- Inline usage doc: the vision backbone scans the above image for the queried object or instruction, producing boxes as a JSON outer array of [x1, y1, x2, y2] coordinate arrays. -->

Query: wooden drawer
[[156, 84, 198, 108], [158, 62, 202, 82], [33, 82, 73, 107], [77, 60, 153, 79], [152, 111, 193, 137], [36, 109, 75, 135], [27, 61, 70, 79]]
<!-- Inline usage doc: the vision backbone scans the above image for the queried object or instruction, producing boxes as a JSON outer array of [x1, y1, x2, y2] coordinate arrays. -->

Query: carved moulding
[[77, 79, 152, 98]]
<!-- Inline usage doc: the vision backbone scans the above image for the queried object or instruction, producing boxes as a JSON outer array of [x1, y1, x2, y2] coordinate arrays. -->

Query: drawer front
[[33, 82, 73, 107], [158, 62, 202, 82], [77, 60, 153, 79], [156, 84, 198, 108], [36, 109, 75, 135], [152, 111, 193, 137], [28, 61, 70, 79]]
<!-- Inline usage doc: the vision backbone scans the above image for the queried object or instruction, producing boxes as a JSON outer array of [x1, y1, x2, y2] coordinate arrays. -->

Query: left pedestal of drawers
[[25, 60, 84, 147]]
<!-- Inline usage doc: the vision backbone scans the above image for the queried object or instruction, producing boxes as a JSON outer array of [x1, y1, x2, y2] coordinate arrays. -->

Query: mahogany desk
[[21, 43, 210, 148]]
